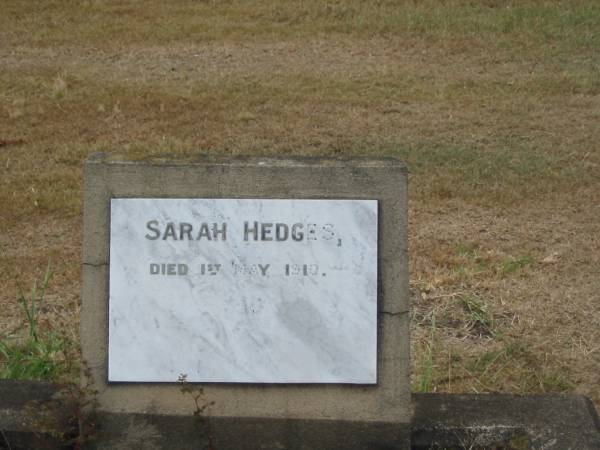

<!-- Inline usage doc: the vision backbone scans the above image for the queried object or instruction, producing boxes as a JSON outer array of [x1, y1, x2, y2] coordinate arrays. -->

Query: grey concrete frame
[[81, 154, 410, 426]]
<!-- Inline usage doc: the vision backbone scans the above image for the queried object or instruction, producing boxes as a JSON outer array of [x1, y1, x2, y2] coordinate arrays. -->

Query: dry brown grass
[[1, 0, 599, 406]]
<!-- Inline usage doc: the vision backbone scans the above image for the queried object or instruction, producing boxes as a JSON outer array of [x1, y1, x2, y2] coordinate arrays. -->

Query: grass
[[460, 295, 495, 338], [18, 261, 53, 343], [0, 333, 72, 381], [417, 314, 437, 393], [0, 0, 599, 410], [2, 1, 600, 53], [500, 256, 531, 275], [0, 263, 76, 382]]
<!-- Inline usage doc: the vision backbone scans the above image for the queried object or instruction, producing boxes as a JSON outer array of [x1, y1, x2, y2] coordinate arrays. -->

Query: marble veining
[[109, 198, 377, 383]]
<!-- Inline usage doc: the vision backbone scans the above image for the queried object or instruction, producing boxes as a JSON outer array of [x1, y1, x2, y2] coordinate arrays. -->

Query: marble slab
[[108, 198, 378, 384]]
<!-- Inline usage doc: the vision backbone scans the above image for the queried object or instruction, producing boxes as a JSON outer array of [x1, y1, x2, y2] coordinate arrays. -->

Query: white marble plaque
[[109, 199, 378, 384]]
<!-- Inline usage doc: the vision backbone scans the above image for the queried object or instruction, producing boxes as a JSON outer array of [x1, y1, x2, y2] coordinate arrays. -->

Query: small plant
[[0, 333, 71, 380], [0, 261, 75, 382], [457, 241, 478, 257], [50, 73, 68, 99], [468, 349, 508, 386], [177, 373, 215, 417], [454, 265, 468, 278], [18, 260, 53, 342], [178, 373, 216, 450], [460, 295, 495, 337], [454, 242, 491, 279]]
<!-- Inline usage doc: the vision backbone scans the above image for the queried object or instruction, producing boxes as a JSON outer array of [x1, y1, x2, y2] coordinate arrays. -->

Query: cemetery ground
[[1, 0, 599, 414]]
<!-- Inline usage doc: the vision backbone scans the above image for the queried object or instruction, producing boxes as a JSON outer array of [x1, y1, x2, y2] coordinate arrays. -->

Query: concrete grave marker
[[82, 155, 410, 449]]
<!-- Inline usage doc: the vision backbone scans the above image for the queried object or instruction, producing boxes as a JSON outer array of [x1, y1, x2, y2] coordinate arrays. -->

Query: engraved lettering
[[291, 223, 304, 241], [212, 223, 227, 241], [179, 223, 193, 240], [244, 221, 259, 241], [197, 223, 212, 240], [163, 223, 177, 240], [258, 264, 270, 275], [150, 262, 188, 275], [261, 223, 273, 241], [145, 220, 160, 240], [307, 223, 317, 240], [201, 263, 221, 275], [283, 263, 319, 276], [275, 223, 289, 241], [322, 223, 335, 240]]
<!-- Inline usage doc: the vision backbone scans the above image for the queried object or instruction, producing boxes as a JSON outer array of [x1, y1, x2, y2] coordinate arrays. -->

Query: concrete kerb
[[411, 393, 600, 449], [0, 379, 78, 450], [1, 380, 599, 449]]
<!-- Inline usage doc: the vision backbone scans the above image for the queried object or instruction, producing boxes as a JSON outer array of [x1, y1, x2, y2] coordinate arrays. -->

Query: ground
[[0, 0, 599, 409]]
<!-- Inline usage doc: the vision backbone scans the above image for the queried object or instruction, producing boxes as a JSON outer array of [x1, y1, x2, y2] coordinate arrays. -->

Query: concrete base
[[81, 156, 411, 428], [1, 380, 599, 449]]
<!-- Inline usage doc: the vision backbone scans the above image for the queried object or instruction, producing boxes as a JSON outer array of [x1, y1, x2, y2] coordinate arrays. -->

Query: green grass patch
[[0, 262, 76, 382], [385, 141, 592, 204], [2, 0, 600, 54], [457, 242, 479, 257], [463, 341, 574, 394], [501, 256, 532, 274], [0, 333, 73, 381], [460, 295, 495, 337]]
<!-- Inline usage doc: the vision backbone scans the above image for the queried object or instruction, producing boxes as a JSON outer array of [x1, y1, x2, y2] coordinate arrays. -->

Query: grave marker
[[81, 155, 410, 449]]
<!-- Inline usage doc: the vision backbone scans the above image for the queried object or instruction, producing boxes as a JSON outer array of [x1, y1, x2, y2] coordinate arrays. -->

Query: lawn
[[1, 0, 599, 408]]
